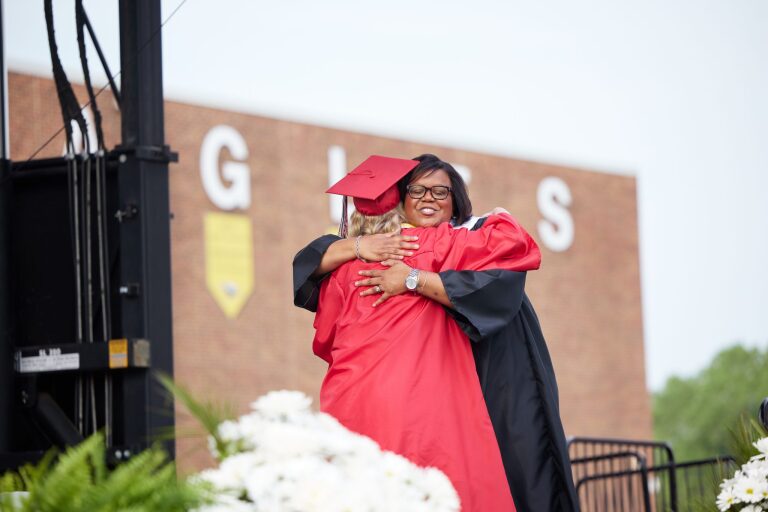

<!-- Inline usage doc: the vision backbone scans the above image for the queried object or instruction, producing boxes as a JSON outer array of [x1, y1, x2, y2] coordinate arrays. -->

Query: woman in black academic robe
[[294, 154, 579, 512]]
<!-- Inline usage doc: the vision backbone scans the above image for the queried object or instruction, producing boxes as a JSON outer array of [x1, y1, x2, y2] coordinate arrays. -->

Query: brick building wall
[[8, 71, 652, 471]]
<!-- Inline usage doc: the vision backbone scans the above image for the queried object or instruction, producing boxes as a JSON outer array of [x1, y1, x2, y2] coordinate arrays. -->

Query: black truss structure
[[0, 0, 176, 470]]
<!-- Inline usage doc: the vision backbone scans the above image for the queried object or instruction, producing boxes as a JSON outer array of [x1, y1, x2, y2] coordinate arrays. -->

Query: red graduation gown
[[312, 214, 540, 512]]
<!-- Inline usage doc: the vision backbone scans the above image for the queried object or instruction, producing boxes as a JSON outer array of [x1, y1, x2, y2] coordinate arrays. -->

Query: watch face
[[406, 275, 418, 290]]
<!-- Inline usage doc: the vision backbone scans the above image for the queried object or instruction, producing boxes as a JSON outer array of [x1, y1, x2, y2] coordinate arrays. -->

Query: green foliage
[[156, 373, 236, 459], [684, 492, 720, 512], [728, 415, 767, 466], [653, 344, 768, 461], [0, 432, 206, 512], [0, 450, 56, 497]]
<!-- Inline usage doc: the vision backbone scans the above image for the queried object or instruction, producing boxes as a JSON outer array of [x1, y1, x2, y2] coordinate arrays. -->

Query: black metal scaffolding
[[113, 0, 176, 458], [0, 0, 11, 459], [0, 0, 176, 470]]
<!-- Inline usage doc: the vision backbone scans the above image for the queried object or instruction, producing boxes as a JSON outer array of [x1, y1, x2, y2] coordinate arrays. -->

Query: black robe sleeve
[[292, 234, 341, 312], [440, 269, 528, 341]]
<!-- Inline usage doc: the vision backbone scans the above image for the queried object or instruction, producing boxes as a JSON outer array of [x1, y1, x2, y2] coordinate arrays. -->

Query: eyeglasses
[[406, 184, 452, 200]]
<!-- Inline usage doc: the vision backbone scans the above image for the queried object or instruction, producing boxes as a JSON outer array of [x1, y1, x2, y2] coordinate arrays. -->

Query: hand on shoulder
[[357, 232, 419, 262], [480, 206, 510, 217]]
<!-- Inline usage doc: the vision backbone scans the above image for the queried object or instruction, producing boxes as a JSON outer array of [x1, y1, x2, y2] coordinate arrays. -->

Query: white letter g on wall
[[200, 125, 251, 210]]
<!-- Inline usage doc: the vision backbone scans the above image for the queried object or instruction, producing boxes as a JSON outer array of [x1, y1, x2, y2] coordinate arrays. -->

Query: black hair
[[398, 154, 473, 225]]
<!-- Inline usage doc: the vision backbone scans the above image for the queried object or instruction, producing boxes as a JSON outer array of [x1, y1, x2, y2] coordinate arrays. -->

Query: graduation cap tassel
[[338, 195, 349, 238]]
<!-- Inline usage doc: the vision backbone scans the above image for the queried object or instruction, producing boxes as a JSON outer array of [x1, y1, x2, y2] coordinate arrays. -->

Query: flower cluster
[[717, 438, 768, 511], [193, 390, 460, 512]]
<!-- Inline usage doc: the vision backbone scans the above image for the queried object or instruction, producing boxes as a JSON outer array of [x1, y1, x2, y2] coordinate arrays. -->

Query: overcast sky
[[5, 0, 768, 391]]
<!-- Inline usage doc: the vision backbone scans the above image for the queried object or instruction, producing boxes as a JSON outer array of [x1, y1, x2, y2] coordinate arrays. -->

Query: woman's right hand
[[357, 233, 419, 262]]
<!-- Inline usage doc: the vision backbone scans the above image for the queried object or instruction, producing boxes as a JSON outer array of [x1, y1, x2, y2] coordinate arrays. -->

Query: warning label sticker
[[17, 353, 80, 373], [109, 339, 129, 369]]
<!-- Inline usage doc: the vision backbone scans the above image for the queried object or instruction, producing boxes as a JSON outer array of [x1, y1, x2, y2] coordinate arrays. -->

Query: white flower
[[422, 467, 461, 510], [716, 438, 768, 511], [216, 419, 241, 441], [197, 452, 264, 493], [250, 390, 312, 419], [735, 476, 767, 504], [282, 458, 352, 512], [744, 459, 768, 483], [716, 485, 737, 511], [755, 437, 768, 457], [190, 389, 460, 512]]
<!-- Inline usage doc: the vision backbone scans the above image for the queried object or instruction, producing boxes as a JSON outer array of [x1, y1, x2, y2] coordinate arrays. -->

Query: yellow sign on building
[[204, 212, 254, 318]]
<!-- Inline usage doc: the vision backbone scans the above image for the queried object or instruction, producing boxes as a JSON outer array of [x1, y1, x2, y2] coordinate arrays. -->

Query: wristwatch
[[405, 268, 420, 291]]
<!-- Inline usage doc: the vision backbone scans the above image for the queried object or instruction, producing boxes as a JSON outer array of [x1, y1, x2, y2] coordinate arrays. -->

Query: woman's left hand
[[355, 260, 412, 307], [480, 206, 509, 217]]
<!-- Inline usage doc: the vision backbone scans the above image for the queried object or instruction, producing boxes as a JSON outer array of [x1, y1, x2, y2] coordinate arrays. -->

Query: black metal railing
[[568, 437, 735, 512], [571, 452, 652, 512]]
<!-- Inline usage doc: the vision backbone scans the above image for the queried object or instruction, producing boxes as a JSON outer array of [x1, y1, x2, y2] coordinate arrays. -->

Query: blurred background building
[[4, 0, 767, 470], [8, 71, 650, 468]]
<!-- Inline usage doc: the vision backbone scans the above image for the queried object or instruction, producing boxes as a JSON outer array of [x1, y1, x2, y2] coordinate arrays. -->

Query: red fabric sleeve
[[432, 213, 541, 272], [312, 274, 345, 364]]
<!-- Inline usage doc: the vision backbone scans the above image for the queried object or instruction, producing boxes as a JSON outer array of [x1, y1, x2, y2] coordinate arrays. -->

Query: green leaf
[[155, 372, 235, 460], [0, 432, 205, 512]]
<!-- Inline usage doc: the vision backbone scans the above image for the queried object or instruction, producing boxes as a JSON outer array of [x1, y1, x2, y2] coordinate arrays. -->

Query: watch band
[[406, 268, 420, 291]]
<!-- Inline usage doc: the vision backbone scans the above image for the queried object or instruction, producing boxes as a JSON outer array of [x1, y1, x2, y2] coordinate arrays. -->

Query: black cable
[[76, 0, 104, 149], [67, 154, 84, 433], [24, 0, 190, 163], [83, 9, 121, 106], [75, 4, 96, 440], [43, 0, 88, 148], [47, 0, 89, 435], [96, 152, 113, 445], [78, 0, 113, 438]]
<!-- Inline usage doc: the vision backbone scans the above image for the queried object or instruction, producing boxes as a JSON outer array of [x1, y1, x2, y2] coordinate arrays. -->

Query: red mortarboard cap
[[326, 155, 418, 215]]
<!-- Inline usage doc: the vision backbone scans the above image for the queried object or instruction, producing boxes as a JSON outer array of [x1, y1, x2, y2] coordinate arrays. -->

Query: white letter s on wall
[[537, 176, 574, 252]]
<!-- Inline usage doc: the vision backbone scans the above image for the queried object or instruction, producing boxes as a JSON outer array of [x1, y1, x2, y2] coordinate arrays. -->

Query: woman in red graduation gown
[[312, 156, 541, 512]]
